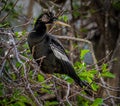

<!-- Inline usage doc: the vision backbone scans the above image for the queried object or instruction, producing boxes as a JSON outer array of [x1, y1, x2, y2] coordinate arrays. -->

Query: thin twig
[[53, 75, 108, 106], [27, 83, 43, 106], [98, 83, 120, 92], [56, 35, 91, 44], [0, 0, 18, 22], [0, 59, 6, 77], [66, 83, 72, 106], [52, 77, 64, 105], [8, 32, 28, 79], [104, 96, 120, 101], [87, 37, 116, 105], [10, 17, 32, 30]]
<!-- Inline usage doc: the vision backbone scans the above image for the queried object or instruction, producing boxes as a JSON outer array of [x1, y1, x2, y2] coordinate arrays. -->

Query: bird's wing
[[49, 36, 93, 96], [48, 34, 66, 50], [49, 38, 74, 76], [50, 39, 70, 63]]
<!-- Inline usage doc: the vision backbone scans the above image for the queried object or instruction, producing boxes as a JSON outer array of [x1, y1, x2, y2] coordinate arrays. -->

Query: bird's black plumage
[[27, 12, 92, 95]]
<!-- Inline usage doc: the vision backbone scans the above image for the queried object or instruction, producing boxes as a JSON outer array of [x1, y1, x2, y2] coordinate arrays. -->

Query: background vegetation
[[0, 0, 120, 106]]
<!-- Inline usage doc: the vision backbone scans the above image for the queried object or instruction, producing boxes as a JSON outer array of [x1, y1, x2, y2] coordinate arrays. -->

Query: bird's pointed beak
[[54, 21, 71, 27]]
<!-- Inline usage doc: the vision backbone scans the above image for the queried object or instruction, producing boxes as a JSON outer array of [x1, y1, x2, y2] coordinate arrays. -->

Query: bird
[[27, 12, 92, 95]]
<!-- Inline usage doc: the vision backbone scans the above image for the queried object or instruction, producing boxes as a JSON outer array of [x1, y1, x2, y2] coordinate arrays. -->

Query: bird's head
[[37, 12, 71, 27], [37, 12, 55, 24]]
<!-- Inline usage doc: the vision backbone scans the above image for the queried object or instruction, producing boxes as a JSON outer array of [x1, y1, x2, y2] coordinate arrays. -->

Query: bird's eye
[[41, 14, 50, 22]]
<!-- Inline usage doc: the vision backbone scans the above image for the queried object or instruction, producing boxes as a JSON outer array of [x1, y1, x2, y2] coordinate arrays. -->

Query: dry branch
[[0, 30, 118, 106]]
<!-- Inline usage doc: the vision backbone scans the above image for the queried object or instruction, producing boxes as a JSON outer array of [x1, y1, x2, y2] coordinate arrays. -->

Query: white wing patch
[[50, 44, 69, 62]]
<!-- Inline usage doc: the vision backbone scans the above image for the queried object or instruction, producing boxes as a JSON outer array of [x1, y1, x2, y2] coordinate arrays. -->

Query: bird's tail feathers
[[60, 60, 92, 96], [63, 61, 92, 96]]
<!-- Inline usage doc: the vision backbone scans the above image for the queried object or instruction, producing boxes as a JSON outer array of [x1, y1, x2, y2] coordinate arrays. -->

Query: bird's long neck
[[34, 21, 46, 35], [28, 21, 47, 45]]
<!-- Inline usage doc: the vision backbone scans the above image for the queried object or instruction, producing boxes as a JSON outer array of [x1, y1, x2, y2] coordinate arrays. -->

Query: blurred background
[[0, 0, 120, 105]]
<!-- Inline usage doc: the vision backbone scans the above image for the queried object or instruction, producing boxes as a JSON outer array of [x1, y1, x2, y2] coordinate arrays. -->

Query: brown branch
[[1, 31, 117, 105], [56, 35, 91, 44]]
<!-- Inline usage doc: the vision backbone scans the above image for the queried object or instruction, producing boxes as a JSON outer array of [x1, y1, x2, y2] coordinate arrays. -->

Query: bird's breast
[[32, 42, 48, 59]]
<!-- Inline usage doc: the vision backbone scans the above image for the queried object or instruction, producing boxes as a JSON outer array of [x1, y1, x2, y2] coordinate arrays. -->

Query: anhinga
[[27, 12, 92, 95]]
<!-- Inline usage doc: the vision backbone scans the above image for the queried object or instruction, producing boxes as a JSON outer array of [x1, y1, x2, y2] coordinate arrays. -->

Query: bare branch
[[27, 83, 43, 106], [66, 83, 72, 106]]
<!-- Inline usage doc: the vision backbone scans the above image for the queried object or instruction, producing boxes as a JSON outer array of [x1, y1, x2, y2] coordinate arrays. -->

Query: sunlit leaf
[[37, 74, 45, 82], [89, 70, 97, 75], [64, 76, 74, 83], [91, 82, 99, 91], [101, 72, 115, 78], [80, 49, 90, 60], [102, 63, 108, 72], [91, 98, 103, 106]]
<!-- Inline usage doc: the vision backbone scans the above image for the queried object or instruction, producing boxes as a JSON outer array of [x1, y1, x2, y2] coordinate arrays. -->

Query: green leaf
[[74, 61, 82, 69], [101, 72, 115, 78], [102, 64, 108, 72], [15, 32, 19, 37], [37, 74, 44, 82], [86, 77, 92, 83], [64, 76, 74, 83], [91, 82, 99, 91], [10, 101, 26, 106], [89, 70, 97, 75], [77, 95, 89, 106], [45, 101, 59, 106], [11, 90, 33, 106], [18, 95, 28, 102], [58, 15, 69, 22], [16, 62, 21, 68], [91, 98, 103, 106], [40, 88, 50, 94], [80, 49, 90, 60]]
